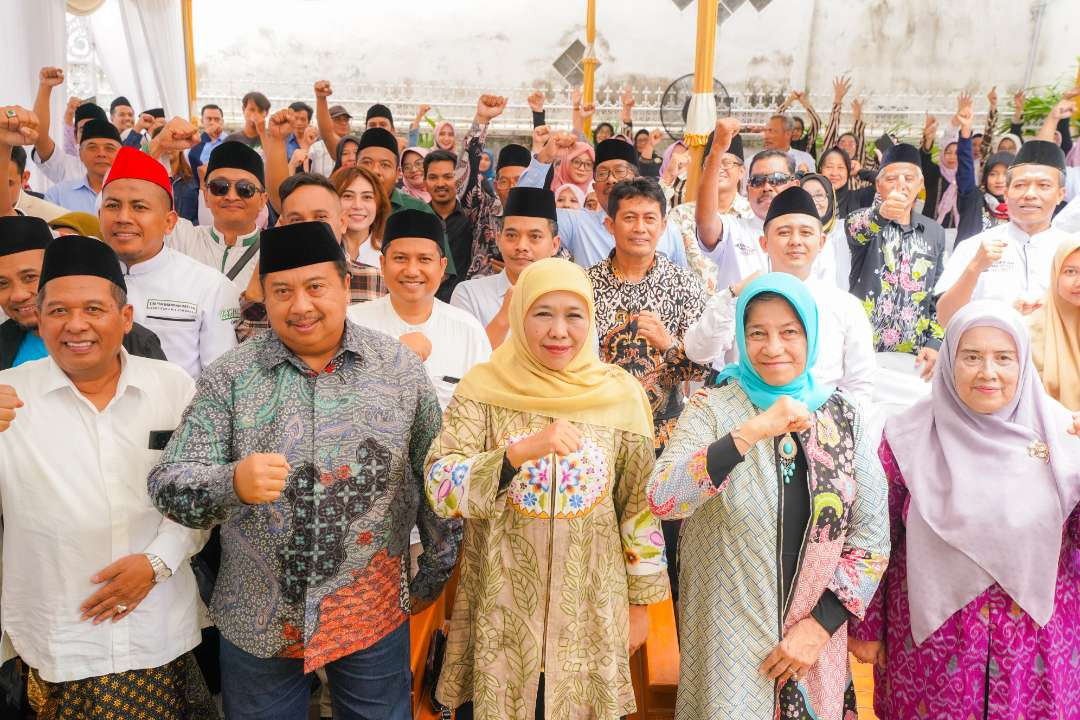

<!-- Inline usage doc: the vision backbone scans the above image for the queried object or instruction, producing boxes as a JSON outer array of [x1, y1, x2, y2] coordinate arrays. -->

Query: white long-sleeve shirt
[[121, 245, 240, 377], [683, 278, 875, 406], [0, 352, 204, 682]]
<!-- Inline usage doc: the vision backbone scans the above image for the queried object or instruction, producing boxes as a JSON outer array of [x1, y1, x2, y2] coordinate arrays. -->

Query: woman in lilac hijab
[[848, 301, 1080, 719]]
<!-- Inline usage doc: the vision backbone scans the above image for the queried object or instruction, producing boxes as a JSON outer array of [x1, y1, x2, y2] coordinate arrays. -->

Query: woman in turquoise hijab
[[647, 273, 890, 720]]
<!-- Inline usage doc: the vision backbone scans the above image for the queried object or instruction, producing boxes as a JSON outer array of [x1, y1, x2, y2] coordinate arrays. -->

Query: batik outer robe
[[848, 439, 1080, 720], [647, 383, 889, 720], [424, 398, 670, 720]]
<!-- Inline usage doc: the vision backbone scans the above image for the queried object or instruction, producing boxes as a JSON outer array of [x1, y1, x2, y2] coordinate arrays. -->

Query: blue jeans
[[219, 621, 411, 720]]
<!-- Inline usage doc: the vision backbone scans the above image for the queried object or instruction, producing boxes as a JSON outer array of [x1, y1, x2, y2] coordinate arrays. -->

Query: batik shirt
[[148, 322, 461, 672], [845, 204, 946, 354], [459, 121, 503, 279], [587, 253, 708, 449]]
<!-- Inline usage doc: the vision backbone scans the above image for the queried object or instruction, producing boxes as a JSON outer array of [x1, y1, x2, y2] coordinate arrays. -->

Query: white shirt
[[1066, 166, 1079, 203], [31, 146, 86, 184], [827, 222, 852, 290], [15, 190, 66, 222], [347, 296, 491, 409], [0, 352, 204, 682], [122, 246, 240, 377], [167, 218, 261, 293], [934, 222, 1071, 304], [699, 214, 835, 290], [449, 270, 511, 327], [308, 140, 335, 177], [683, 278, 876, 406], [1054, 193, 1080, 235], [353, 238, 382, 268]]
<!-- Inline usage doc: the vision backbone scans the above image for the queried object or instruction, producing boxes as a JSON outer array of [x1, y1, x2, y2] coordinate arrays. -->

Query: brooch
[[1027, 440, 1050, 464]]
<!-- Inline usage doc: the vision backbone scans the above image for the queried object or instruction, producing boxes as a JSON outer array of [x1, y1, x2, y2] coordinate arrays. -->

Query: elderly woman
[[648, 273, 890, 719], [848, 301, 1080, 719], [424, 258, 669, 720], [1028, 237, 1080, 411]]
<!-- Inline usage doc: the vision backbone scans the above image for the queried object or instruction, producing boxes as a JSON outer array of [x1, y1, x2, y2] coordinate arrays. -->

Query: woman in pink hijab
[[400, 146, 430, 202], [549, 141, 594, 196], [848, 301, 1080, 720]]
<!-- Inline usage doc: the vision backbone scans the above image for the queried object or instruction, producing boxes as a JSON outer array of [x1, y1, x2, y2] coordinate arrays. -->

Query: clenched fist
[[399, 332, 432, 361], [0, 106, 40, 147], [0, 384, 23, 432], [506, 419, 584, 467], [314, 80, 333, 98], [153, 117, 199, 152], [266, 109, 295, 141], [39, 67, 64, 88], [233, 453, 290, 504]]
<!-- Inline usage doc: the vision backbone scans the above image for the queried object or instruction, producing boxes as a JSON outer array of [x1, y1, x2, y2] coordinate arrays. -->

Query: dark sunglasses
[[207, 178, 263, 199], [748, 172, 794, 189]]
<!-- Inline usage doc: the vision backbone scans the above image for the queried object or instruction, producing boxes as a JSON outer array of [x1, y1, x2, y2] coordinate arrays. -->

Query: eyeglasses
[[495, 175, 521, 190], [207, 178, 263, 199], [719, 158, 743, 170], [594, 165, 635, 182], [570, 158, 594, 171], [402, 161, 423, 173], [747, 172, 794, 189]]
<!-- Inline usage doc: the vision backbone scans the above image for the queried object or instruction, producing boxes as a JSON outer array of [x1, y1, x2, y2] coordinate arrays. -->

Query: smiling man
[[148, 220, 460, 719], [424, 149, 469, 300], [0, 234, 210, 719], [0, 215, 165, 369], [99, 147, 239, 377], [935, 140, 1070, 325], [41, 118, 122, 215], [348, 208, 490, 409]]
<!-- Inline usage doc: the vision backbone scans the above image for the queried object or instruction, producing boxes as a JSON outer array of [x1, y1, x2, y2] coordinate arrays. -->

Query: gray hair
[[769, 114, 796, 133]]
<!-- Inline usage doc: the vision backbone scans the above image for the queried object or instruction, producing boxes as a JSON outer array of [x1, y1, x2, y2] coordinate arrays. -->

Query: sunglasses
[[207, 178, 263, 199], [747, 172, 794, 189]]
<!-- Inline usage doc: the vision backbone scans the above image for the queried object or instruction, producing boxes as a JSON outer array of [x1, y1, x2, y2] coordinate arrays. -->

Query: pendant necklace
[[778, 433, 798, 485]]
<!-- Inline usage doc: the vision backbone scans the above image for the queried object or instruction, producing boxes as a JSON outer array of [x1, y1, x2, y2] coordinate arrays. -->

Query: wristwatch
[[144, 553, 172, 583]]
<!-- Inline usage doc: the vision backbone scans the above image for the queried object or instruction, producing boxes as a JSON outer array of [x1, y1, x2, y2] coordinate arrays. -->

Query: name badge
[[146, 298, 198, 322]]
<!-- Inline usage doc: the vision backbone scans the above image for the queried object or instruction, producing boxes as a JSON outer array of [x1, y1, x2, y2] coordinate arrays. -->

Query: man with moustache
[[424, 149, 471, 300]]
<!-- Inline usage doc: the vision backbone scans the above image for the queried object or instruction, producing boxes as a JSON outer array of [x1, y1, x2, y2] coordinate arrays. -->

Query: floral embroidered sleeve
[[647, 390, 738, 520], [825, 411, 890, 621], [612, 430, 669, 605], [424, 397, 512, 520], [148, 365, 244, 530], [411, 379, 463, 604], [849, 438, 907, 642]]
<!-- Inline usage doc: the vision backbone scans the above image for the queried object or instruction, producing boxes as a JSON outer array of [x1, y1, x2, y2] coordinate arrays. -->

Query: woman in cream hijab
[[424, 258, 669, 720], [1028, 236, 1080, 410]]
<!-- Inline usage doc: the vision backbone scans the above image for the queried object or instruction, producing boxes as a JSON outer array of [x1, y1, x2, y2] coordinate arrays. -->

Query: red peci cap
[[103, 146, 173, 204]]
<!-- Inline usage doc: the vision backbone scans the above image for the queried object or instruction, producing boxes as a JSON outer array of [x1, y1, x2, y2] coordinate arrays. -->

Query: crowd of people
[[0, 61, 1078, 720]]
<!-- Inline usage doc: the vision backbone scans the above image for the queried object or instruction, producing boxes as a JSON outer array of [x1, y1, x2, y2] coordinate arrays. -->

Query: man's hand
[[313, 80, 333, 98], [1049, 98, 1077, 122], [0, 385, 23, 432], [709, 117, 742, 157], [621, 86, 635, 123], [80, 554, 155, 624], [915, 347, 938, 382], [152, 117, 199, 152], [636, 310, 674, 352], [848, 638, 886, 668], [972, 234, 1006, 272], [413, 103, 432, 124], [650, 128, 663, 144], [233, 453, 290, 504], [532, 124, 550, 155], [476, 94, 507, 122], [399, 332, 433, 361], [39, 66, 64, 88], [506, 419, 584, 467], [579, 103, 596, 121], [63, 96, 83, 126], [760, 617, 830, 683], [0, 107, 40, 147], [571, 86, 583, 109], [987, 85, 998, 109], [266, 108, 295, 142], [527, 91, 545, 114], [537, 129, 576, 165], [832, 75, 851, 104], [629, 604, 649, 656], [290, 147, 309, 169], [879, 191, 912, 223], [1013, 88, 1026, 122]]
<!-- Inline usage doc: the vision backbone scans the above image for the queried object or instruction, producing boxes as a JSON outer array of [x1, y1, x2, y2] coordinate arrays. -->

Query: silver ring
[[115, 604, 128, 614]]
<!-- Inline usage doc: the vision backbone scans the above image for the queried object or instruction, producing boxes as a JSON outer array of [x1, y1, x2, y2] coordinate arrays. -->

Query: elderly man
[[99, 147, 239, 376], [348, 209, 490, 409], [0, 235, 210, 719], [450, 186, 562, 347], [935, 140, 1069, 325], [759, 113, 817, 173], [166, 131, 269, 291], [148, 221, 460, 720], [846, 143, 946, 376], [518, 132, 688, 268], [685, 186, 875, 406]]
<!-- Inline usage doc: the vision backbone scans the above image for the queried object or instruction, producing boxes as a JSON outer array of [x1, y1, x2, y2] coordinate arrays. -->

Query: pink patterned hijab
[[886, 301, 1080, 644]]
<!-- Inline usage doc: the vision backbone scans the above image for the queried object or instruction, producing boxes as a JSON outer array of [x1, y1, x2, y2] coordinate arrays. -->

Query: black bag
[[423, 625, 451, 718]]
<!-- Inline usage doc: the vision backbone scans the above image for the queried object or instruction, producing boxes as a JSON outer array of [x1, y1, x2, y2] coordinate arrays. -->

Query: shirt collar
[[41, 348, 143, 406], [604, 250, 661, 284], [120, 244, 170, 276], [255, 320, 367, 373], [1005, 221, 1057, 244], [74, 175, 97, 194], [210, 226, 260, 248]]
